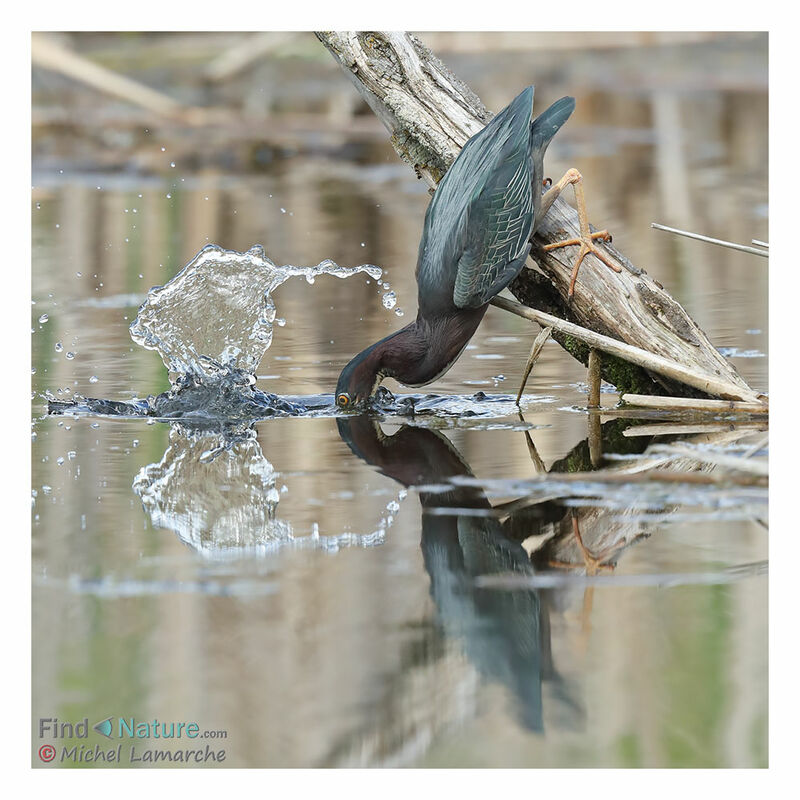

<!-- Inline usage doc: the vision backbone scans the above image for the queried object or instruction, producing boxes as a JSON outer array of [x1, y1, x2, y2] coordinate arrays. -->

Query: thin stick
[[621, 393, 768, 413], [623, 422, 766, 437], [588, 413, 602, 467], [474, 560, 768, 590], [651, 223, 769, 258], [751, 239, 769, 249], [515, 326, 553, 404], [490, 296, 763, 403], [587, 349, 602, 408], [648, 444, 768, 477], [534, 469, 765, 487], [453, 467, 766, 488], [205, 32, 303, 83], [517, 412, 547, 473], [32, 34, 189, 121], [743, 433, 769, 459]]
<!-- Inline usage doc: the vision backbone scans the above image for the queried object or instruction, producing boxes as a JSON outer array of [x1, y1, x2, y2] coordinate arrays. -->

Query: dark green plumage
[[336, 87, 576, 406], [417, 87, 575, 314]]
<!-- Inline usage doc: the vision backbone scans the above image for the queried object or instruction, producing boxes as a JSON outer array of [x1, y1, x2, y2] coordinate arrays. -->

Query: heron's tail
[[530, 96, 576, 150]]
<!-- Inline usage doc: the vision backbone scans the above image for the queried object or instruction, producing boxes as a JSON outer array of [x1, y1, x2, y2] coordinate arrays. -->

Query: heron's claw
[[544, 229, 620, 297]]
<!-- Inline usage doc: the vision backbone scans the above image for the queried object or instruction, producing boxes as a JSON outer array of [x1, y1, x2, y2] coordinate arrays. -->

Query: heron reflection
[[337, 415, 577, 732]]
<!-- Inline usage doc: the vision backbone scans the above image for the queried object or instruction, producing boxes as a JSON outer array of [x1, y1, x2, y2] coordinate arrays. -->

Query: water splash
[[129, 243, 381, 385], [47, 241, 552, 424]]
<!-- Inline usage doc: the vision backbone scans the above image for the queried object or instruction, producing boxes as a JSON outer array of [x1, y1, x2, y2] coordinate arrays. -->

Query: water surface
[[32, 34, 767, 768]]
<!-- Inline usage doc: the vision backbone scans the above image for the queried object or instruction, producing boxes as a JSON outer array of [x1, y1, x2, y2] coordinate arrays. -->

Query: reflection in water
[[333, 414, 767, 752], [133, 422, 396, 556], [337, 416, 573, 733]]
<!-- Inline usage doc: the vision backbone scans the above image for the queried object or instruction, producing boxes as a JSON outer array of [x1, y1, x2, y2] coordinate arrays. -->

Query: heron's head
[[335, 346, 383, 410]]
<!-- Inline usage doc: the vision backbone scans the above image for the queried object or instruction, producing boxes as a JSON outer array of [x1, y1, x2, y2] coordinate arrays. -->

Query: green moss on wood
[[508, 269, 704, 398]]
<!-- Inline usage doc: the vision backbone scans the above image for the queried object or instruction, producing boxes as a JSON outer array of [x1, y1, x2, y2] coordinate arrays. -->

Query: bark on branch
[[316, 31, 760, 403]]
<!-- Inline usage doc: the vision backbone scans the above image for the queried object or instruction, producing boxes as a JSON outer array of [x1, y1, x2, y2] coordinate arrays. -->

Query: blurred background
[[32, 32, 767, 768]]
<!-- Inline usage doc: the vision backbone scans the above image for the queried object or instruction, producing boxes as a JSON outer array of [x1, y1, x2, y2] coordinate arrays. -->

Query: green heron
[[335, 86, 619, 409]]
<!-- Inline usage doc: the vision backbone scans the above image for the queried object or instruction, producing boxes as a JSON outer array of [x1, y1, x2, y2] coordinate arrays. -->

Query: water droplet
[[38, 314, 49, 324], [66, 352, 75, 360], [67, 451, 76, 460], [132, 439, 139, 448], [31, 367, 36, 375], [89, 375, 98, 383], [382, 290, 397, 310], [395, 308, 404, 317], [56, 457, 64, 466], [54, 341, 63, 352], [170, 161, 176, 168], [91, 422, 100, 429]]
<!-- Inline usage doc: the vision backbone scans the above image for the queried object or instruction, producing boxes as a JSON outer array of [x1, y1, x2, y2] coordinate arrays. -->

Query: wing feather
[[452, 153, 534, 309]]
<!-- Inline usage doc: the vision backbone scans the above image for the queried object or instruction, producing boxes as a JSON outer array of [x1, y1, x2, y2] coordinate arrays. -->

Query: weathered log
[[315, 31, 760, 403]]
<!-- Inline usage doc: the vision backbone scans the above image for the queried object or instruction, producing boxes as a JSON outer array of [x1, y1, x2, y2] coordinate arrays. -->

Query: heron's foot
[[543, 229, 621, 297], [548, 557, 615, 575], [549, 517, 617, 575]]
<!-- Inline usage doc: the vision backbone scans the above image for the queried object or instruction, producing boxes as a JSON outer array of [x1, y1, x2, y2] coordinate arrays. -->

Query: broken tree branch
[[316, 31, 760, 402], [491, 296, 761, 402]]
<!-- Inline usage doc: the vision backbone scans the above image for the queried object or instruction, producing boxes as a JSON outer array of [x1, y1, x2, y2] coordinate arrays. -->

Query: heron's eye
[[336, 393, 350, 408]]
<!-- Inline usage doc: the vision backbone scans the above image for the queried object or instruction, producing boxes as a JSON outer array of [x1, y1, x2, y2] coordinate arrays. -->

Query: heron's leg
[[538, 168, 621, 297]]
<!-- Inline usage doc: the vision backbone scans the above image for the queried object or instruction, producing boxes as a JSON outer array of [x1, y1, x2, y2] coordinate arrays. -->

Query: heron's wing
[[452, 153, 534, 309]]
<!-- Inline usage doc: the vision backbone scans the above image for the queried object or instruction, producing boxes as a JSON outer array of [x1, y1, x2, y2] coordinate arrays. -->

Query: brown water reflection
[[32, 33, 767, 768]]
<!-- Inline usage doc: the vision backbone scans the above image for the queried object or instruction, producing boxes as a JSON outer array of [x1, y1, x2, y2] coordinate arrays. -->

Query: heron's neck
[[373, 307, 487, 388]]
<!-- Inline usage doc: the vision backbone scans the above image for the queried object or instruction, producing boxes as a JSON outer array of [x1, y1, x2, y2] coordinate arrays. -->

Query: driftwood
[[315, 31, 760, 403], [620, 393, 768, 414]]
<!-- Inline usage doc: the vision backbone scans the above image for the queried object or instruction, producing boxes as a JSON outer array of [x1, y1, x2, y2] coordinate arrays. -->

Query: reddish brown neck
[[377, 307, 487, 388]]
